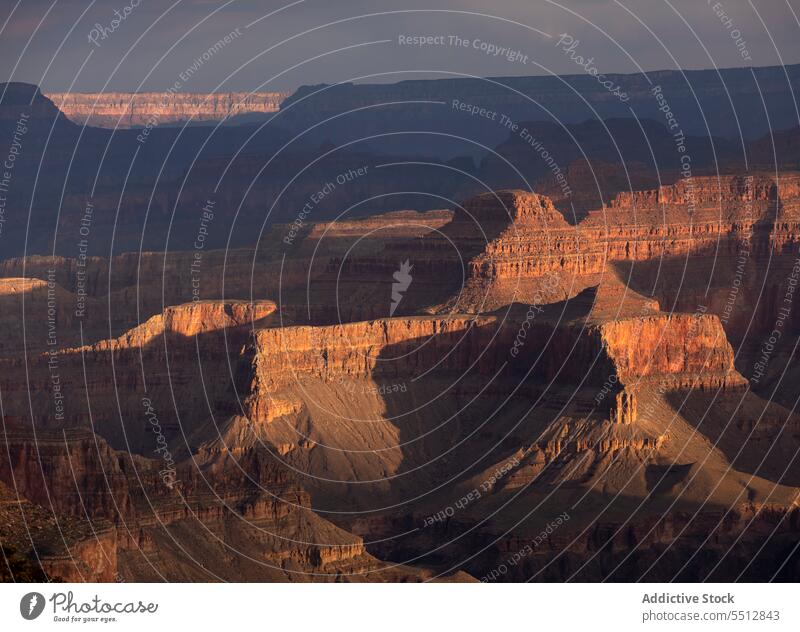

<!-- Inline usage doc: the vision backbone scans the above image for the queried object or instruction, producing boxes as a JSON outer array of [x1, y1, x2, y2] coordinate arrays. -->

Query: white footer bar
[[1, 582, 796, 631]]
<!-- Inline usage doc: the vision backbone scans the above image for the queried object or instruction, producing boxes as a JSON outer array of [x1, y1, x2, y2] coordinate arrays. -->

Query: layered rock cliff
[[2, 177, 800, 582], [46, 91, 288, 127]]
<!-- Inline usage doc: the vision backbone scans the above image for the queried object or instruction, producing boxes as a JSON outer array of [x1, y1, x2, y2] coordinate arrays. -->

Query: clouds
[[1, 0, 798, 92]]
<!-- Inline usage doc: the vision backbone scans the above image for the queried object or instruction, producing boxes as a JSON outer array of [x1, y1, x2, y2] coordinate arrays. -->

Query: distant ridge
[[45, 90, 289, 128], [275, 63, 800, 156]]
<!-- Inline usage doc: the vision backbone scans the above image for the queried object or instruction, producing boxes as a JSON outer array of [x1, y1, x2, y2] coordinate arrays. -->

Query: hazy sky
[[1, 0, 799, 93]]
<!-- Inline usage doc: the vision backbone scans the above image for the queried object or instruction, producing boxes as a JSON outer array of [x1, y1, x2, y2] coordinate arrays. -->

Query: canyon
[[1, 75, 800, 582], [3, 80, 798, 258], [2, 172, 799, 581]]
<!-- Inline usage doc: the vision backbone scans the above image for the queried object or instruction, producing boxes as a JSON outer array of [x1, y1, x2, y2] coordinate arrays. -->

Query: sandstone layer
[[46, 91, 288, 128]]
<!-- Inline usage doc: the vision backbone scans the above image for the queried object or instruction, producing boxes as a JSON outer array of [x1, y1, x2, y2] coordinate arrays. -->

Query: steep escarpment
[[424, 175, 800, 315], [227, 282, 769, 509], [242, 308, 742, 400], [0, 299, 278, 455], [597, 314, 744, 386], [5, 72, 800, 263], [207, 180, 800, 581], [46, 91, 288, 127], [230, 302, 799, 579], [2, 174, 800, 581], [601, 173, 800, 396], [97, 300, 278, 349]]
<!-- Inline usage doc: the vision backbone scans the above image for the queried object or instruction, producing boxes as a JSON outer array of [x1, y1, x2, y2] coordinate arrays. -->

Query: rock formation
[[46, 91, 288, 128], [277, 64, 800, 157], [2, 80, 800, 582]]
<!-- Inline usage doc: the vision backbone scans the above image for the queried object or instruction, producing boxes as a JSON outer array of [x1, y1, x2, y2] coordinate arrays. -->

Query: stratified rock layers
[[46, 91, 288, 127], [1, 178, 800, 582]]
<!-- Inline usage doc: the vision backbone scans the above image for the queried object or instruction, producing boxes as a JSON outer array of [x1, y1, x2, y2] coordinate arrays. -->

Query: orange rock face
[[2, 176, 800, 583], [45, 91, 288, 127]]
